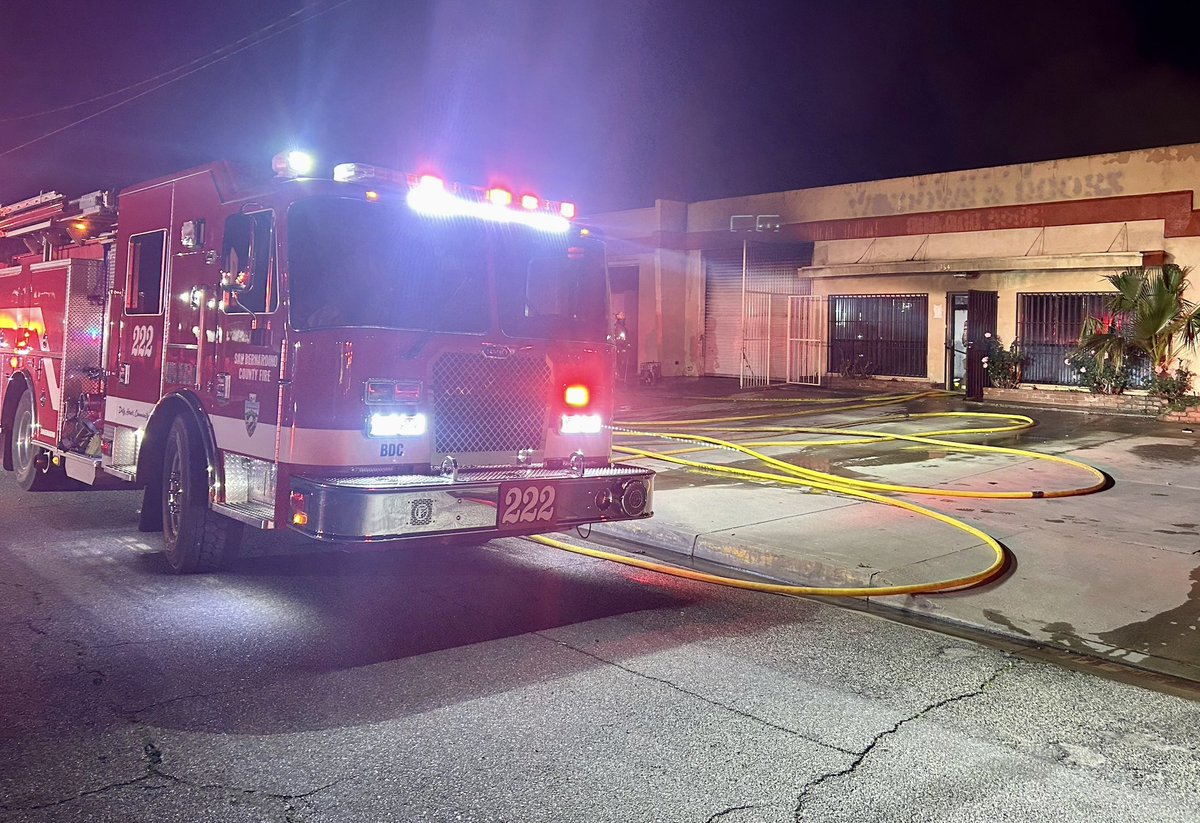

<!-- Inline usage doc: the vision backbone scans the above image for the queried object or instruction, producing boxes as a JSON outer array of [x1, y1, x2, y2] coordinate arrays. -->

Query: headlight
[[560, 413, 603, 434], [368, 412, 427, 438]]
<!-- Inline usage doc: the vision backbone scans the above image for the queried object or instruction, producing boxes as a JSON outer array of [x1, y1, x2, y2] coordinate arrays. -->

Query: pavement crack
[[145, 739, 348, 801], [536, 632, 858, 756], [121, 685, 252, 717], [88, 638, 170, 650], [2, 737, 346, 815], [705, 803, 767, 822], [0, 775, 152, 811], [792, 661, 1011, 821], [153, 767, 346, 801], [20, 618, 49, 636]]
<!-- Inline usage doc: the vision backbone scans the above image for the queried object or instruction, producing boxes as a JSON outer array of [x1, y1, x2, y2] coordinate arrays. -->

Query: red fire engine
[[0, 152, 653, 572]]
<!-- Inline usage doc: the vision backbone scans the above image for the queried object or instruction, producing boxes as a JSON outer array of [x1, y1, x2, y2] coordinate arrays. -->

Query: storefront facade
[[595, 143, 1200, 389]]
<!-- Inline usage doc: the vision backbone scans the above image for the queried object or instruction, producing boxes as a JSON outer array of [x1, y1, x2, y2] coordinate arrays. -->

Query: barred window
[[1016, 292, 1150, 385], [828, 294, 928, 377]]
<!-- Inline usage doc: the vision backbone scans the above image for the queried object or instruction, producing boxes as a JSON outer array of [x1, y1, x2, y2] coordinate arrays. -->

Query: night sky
[[2, 0, 1200, 215]]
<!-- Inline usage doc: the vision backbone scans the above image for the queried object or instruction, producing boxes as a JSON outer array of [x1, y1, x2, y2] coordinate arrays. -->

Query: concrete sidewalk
[[591, 377, 1200, 686]]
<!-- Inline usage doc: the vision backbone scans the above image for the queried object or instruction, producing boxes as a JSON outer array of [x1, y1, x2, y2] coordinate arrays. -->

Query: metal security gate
[[965, 289, 998, 400], [741, 292, 771, 387], [702, 242, 812, 384], [786, 294, 828, 385]]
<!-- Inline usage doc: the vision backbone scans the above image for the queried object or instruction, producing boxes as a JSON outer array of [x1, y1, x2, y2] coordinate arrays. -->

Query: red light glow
[[564, 384, 590, 408], [559, 201, 576, 219], [520, 194, 540, 210], [487, 188, 513, 207]]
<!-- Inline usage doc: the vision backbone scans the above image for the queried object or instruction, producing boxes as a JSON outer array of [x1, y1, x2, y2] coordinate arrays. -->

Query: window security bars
[[1016, 293, 1151, 386], [828, 294, 928, 378]]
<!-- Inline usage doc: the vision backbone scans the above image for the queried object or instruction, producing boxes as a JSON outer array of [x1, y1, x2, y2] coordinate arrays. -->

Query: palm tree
[[1076, 264, 1200, 377]]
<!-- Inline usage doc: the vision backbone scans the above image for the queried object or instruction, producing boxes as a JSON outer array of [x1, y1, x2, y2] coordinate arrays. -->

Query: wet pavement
[[595, 377, 1200, 686]]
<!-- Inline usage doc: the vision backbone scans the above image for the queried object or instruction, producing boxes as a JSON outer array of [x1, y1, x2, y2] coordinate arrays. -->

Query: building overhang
[[799, 251, 1148, 278]]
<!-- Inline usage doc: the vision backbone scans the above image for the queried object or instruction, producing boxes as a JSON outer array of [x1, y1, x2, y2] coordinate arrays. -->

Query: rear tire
[[161, 416, 242, 573], [11, 391, 62, 491]]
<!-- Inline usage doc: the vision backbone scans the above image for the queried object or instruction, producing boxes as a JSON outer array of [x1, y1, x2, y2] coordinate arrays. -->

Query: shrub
[[1066, 352, 1136, 395], [1075, 264, 1200, 377], [982, 337, 1027, 389], [1148, 365, 1197, 410]]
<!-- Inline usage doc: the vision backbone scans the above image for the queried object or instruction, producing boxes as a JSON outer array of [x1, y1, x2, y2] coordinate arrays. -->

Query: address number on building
[[498, 482, 556, 527]]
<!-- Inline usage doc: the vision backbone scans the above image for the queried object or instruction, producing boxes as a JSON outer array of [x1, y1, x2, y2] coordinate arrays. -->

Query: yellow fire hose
[[527, 394, 1108, 599], [614, 390, 948, 428]]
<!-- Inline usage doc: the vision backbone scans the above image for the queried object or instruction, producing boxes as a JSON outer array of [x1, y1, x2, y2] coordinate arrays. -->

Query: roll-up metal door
[[702, 249, 744, 377], [702, 243, 811, 378]]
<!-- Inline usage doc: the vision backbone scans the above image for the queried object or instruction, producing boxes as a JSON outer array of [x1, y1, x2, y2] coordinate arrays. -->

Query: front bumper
[[289, 463, 654, 541]]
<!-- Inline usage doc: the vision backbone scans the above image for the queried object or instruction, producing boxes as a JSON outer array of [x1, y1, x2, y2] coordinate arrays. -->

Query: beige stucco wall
[[684, 143, 1200, 230], [813, 220, 1167, 267], [598, 200, 695, 375]]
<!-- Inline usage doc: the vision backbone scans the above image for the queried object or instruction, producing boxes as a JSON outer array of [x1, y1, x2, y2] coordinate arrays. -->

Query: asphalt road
[[1, 472, 1199, 822]]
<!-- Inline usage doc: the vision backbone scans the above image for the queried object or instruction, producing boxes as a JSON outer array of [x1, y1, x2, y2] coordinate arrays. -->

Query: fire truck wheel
[[160, 416, 243, 573], [11, 390, 64, 491]]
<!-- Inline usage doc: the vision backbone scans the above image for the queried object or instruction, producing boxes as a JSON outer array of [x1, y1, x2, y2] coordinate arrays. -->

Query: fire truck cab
[[0, 154, 653, 572]]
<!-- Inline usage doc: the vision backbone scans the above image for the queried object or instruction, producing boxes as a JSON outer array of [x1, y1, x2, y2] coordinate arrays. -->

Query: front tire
[[11, 391, 61, 491], [161, 416, 242, 573]]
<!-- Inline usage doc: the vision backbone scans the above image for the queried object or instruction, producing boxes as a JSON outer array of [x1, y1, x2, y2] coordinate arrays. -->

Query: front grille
[[431, 352, 550, 454]]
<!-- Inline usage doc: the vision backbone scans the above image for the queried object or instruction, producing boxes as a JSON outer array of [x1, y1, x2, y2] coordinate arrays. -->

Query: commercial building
[[596, 143, 1200, 394]]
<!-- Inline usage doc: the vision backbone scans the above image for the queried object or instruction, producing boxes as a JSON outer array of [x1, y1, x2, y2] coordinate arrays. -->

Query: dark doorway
[[965, 289, 998, 400], [946, 292, 969, 391], [608, 265, 638, 382]]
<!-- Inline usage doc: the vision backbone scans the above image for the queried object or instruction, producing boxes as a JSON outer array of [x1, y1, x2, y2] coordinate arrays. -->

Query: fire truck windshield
[[288, 196, 607, 342]]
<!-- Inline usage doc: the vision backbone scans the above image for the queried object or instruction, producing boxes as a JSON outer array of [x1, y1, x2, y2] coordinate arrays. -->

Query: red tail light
[[521, 194, 540, 210], [487, 187, 513, 206], [564, 384, 590, 408]]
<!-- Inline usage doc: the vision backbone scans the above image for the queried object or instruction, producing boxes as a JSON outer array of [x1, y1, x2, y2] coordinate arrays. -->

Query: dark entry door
[[965, 289, 998, 400], [946, 292, 968, 391]]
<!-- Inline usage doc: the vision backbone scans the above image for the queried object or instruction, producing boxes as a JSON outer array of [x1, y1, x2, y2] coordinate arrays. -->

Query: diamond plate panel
[[431, 352, 550, 454], [60, 259, 107, 448]]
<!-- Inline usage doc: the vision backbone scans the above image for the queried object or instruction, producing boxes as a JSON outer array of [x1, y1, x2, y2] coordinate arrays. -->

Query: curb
[[589, 518, 877, 589], [587, 517, 1200, 688]]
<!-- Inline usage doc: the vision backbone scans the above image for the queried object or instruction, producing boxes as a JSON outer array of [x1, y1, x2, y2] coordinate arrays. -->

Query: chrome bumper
[[289, 463, 654, 541]]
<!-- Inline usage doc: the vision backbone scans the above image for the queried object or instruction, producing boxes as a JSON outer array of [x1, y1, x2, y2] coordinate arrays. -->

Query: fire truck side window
[[222, 212, 277, 314], [127, 230, 167, 315]]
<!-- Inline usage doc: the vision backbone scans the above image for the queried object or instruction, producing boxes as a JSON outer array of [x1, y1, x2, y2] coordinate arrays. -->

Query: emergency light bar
[[273, 150, 316, 178], [332, 162, 574, 234]]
